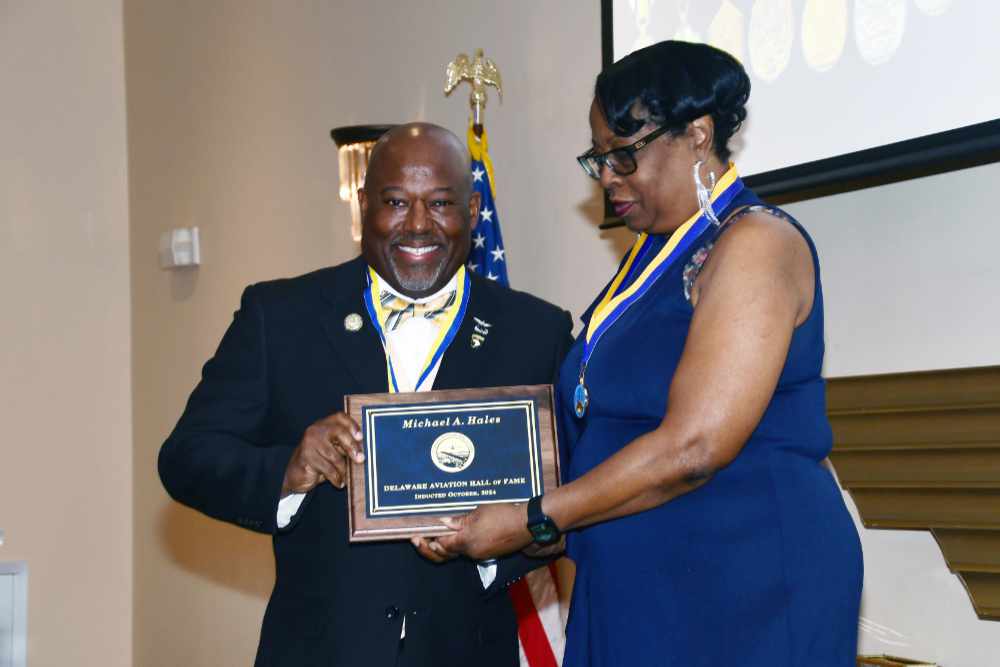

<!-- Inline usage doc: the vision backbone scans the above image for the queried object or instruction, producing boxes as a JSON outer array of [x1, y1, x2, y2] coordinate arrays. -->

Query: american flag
[[466, 125, 509, 285], [465, 123, 566, 667]]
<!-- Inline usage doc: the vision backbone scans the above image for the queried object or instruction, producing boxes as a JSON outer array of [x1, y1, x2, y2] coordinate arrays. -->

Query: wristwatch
[[526, 495, 561, 546]]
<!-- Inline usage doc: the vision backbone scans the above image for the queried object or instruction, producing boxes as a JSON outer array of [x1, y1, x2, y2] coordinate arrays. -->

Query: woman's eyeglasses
[[577, 125, 674, 180]]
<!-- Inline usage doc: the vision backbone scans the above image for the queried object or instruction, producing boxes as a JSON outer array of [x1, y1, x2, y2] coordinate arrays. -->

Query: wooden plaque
[[344, 384, 560, 542]]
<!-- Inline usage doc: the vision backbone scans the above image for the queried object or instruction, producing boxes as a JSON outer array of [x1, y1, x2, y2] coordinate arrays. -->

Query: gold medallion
[[708, 0, 747, 67], [802, 0, 847, 73], [748, 0, 795, 83], [855, 0, 907, 66]]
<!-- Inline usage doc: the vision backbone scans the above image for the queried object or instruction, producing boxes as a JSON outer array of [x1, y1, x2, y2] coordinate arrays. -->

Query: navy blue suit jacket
[[159, 256, 573, 667]]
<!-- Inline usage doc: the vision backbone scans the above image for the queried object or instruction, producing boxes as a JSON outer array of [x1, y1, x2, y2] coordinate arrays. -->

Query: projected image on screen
[[612, 1, 993, 177]]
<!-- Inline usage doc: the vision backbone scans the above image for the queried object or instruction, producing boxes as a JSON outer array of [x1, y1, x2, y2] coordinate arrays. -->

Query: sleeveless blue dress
[[557, 188, 863, 666]]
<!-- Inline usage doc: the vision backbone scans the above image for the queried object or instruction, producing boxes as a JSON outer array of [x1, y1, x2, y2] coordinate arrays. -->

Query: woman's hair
[[595, 40, 750, 161]]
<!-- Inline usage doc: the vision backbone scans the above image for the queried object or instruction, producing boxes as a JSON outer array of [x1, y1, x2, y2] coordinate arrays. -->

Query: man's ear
[[468, 191, 481, 231], [358, 187, 368, 219]]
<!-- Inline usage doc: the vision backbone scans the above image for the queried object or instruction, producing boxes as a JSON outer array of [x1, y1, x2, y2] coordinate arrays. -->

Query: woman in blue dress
[[432, 40, 863, 665]]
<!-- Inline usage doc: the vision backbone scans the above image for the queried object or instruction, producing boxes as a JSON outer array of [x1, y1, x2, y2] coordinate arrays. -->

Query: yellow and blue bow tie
[[379, 290, 457, 331]]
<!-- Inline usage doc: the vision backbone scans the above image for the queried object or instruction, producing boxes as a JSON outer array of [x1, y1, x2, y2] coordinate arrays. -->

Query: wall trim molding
[[828, 365, 1000, 621]]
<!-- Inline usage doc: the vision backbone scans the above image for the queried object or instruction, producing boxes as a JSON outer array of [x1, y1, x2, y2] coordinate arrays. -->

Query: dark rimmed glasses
[[577, 124, 674, 180]]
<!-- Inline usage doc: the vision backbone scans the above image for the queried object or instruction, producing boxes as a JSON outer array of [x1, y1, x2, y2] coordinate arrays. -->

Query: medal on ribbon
[[574, 166, 745, 418], [363, 266, 470, 394]]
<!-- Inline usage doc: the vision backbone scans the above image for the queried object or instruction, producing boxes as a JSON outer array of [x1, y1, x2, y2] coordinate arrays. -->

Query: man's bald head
[[358, 122, 481, 298], [365, 123, 472, 197]]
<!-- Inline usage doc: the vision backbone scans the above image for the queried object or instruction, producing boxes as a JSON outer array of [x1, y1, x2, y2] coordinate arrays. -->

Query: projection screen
[[604, 1, 1000, 197]]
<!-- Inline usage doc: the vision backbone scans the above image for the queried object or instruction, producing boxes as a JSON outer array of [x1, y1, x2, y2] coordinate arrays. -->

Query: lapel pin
[[470, 317, 492, 349], [473, 317, 492, 335], [344, 313, 363, 332]]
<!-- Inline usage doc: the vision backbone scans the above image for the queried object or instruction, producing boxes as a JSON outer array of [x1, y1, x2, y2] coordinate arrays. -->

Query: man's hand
[[522, 535, 565, 559], [282, 412, 363, 496], [409, 535, 459, 564]]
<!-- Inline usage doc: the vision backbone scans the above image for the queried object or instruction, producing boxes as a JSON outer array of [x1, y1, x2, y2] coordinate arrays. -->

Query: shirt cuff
[[477, 559, 498, 589], [276, 493, 306, 529]]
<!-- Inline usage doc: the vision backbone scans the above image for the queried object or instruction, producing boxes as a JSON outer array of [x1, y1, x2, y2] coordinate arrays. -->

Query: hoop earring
[[693, 160, 720, 226]]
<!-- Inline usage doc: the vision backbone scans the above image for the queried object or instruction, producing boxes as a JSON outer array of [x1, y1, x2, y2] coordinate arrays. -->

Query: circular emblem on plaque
[[344, 313, 363, 332], [430, 432, 476, 473]]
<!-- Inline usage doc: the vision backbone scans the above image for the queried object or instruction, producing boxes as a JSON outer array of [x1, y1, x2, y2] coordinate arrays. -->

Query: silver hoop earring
[[693, 160, 720, 226]]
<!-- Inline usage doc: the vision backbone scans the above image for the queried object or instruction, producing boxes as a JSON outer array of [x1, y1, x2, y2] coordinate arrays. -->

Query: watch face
[[530, 522, 559, 545], [527, 496, 559, 545]]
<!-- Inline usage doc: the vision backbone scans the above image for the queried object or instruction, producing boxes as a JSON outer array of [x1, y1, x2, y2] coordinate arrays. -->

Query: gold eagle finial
[[444, 48, 502, 128]]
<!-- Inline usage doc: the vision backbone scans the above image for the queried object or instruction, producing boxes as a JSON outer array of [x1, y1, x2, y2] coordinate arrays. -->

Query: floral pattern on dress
[[683, 204, 791, 303], [683, 242, 714, 302]]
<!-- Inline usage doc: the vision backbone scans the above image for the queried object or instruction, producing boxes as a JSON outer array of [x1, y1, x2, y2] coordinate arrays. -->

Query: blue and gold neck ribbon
[[363, 266, 470, 393], [574, 165, 744, 418]]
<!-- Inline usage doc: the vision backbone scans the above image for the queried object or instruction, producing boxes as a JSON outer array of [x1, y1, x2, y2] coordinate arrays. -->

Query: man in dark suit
[[159, 122, 573, 667]]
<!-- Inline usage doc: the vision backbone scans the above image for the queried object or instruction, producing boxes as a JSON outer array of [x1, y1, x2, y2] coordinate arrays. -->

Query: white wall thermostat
[[159, 227, 201, 269]]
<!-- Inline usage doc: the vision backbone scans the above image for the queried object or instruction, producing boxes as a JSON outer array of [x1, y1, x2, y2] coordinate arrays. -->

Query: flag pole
[[443, 50, 566, 666]]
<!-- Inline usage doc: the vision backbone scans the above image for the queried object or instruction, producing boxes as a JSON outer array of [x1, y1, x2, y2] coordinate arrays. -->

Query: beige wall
[[124, 3, 999, 667], [0, 1, 132, 665]]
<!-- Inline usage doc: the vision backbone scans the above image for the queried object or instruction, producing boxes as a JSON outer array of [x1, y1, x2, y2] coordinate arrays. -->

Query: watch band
[[526, 495, 561, 546]]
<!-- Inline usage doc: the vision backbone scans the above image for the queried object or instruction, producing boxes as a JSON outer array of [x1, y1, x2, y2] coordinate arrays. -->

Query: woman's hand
[[434, 502, 533, 561]]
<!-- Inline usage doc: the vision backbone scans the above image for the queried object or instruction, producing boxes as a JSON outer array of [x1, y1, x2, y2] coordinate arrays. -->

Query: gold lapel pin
[[471, 317, 492, 348], [344, 313, 363, 332]]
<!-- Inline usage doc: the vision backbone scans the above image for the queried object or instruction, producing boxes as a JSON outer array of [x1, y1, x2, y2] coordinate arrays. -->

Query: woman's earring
[[693, 160, 720, 226]]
